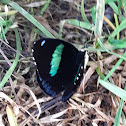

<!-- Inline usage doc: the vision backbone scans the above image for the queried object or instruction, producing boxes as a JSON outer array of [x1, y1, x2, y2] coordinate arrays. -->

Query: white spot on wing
[[32, 49, 34, 52], [84, 51, 89, 69], [34, 62, 37, 65], [32, 57, 35, 61], [76, 77, 79, 80], [41, 40, 46, 46], [81, 66, 83, 69], [78, 73, 80, 76]]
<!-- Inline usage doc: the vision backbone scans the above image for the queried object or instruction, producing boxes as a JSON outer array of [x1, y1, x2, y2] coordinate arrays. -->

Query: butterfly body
[[33, 38, 88, 102]]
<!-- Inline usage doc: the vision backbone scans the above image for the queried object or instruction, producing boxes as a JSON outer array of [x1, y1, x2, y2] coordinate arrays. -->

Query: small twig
[[0, 48, 12, 66], [0, 39, 25, 58]]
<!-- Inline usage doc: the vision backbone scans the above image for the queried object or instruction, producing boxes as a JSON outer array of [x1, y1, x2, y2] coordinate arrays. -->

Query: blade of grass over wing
[[99, 80, 126, 101], [94, 0, 105, 36], [81, 0, 90, 24], [0, 28, 21, 88], [0, 0, 55, 38], [113, 86, 126, 126]]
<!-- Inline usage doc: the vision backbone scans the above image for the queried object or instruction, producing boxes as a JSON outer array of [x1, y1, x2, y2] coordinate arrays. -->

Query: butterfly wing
[[33, 38, 86, 101]]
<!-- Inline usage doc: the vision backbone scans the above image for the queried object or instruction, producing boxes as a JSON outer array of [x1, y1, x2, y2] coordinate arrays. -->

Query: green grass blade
[[66, 19, 92, 30], [0, 0, 55, 38], [97, 38, 126, 61], [118, 1, 125, 21], [0, 19, 11, 39], [81, 0, 90, 23], [0, 28, 21, 88], [41, 0, 51, 15], [114, 13, 119, 40], [0, 0, 10, 3], [122, 0, 126, 14], [105, 0, 119, 4], [109, 39, 126, 49], [0, 24, 8, 43], [104, 52, 126, 81], [109, 19, 126, 40], [96, 67, 105, 79], [94, 0, 105, 36], [99, 79, 126, 101], [113, 86, 126, 126], [108, 2, 119, 15]]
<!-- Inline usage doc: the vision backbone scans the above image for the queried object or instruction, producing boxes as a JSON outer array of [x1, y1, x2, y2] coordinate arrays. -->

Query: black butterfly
[[33, 38, 88, 102]]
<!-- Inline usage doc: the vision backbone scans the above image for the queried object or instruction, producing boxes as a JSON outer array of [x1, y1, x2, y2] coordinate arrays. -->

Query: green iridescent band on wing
[[49, 43, 64, 77]]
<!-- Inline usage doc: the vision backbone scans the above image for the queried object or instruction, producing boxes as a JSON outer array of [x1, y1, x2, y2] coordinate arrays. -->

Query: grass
[[0, 0, 126, 125]]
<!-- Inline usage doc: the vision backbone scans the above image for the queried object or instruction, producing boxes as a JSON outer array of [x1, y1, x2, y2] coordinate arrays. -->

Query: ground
[[0, 0, 126, 126]]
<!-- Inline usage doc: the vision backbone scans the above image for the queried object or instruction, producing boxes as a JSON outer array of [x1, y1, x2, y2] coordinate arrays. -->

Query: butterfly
[[32, 38, 88, 102]]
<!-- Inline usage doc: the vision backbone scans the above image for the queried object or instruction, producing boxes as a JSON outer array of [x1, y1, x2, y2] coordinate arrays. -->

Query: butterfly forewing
[[33, 38, 86, 101]]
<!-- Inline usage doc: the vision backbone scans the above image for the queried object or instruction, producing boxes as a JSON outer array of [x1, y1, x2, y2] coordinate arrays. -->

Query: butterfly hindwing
[[33, 38, 86, 101]]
